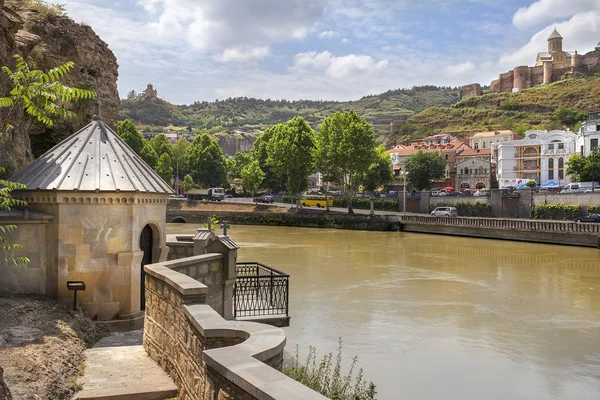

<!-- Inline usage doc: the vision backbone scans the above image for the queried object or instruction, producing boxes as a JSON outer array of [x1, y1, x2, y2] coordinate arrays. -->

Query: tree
[[567, 152, 600, 182], [149, 133, 171, 158], [117, 119, 144, 154], [267, 117, 315, 208], [553, 107, 586, 130], [240, 160, 265, 197], [251, 129, 285, 192], [526, 180, 537, 188], [171, 137, 191, 176], [182, 174, 196, 193], [156, 153, 173, 184], [0, 177, 28, 265], [186, 133, 228, 187], [127, 90, 137, 100], [227, 152, 252, 182], [404, 151, 446, 191], [362, 145, 394, 193], [140, 142, 159, 168], [595, 42, 600, 52], [315, 109, 377, 214]]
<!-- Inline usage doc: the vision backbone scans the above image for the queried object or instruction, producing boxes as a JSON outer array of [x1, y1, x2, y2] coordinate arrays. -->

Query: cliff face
[[212, 132, 260, 156], [0, 1, 119, 173]]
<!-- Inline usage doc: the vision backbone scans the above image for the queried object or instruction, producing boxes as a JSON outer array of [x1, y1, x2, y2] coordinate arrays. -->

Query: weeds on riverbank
[[283, 338, 377, 400]]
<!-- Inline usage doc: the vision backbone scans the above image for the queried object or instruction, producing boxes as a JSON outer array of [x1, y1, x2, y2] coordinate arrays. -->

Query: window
[[484, 169, 488, 174], [592, 138, 599, 152], [548, 158, 554, 180], [558, 142, 564, 150], [474, 143, 479, 149], [483, 142, 487, 148], [558, 158, 564, 180]]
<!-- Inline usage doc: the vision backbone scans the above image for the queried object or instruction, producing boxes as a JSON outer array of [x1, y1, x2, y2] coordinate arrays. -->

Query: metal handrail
[[234, 262, 289, 319]]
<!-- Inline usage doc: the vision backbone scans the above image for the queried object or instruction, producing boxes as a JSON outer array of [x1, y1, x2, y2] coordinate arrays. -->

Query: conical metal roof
[[10, 117, 173, 194], [548, 29, 562, 40]]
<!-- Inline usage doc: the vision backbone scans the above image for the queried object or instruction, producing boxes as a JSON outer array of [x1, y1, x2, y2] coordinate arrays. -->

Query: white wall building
[[470, 130, 516, 150], [497, 130, 578, 188], [576, 112, 600, 156]]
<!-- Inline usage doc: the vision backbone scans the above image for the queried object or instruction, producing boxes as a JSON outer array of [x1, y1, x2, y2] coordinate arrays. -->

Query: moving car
[[431, 207, 458, 217], [574, 214, 600, 223], [254, 194, 274, 203]]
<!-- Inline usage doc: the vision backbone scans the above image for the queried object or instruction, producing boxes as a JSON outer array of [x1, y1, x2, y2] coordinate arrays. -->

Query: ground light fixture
[[66, 281, 86, 310]]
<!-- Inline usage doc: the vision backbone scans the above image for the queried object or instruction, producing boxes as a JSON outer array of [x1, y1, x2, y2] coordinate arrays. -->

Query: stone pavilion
[[1, 108, 173, 327]]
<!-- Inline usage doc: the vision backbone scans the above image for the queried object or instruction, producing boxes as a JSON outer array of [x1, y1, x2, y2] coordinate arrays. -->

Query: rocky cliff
[[212, 131, 261, 156], [0, 0, 119, 174]]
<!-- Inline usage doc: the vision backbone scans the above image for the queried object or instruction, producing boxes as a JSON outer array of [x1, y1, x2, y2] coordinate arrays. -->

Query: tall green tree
[[404, 151, 446, 191], [241, 160, 265, 197], [149, 133, 171, 157], [117, 119, 144, 154], [267, 117, 315, 207], [156, 153, 174, 184], [315, 109, 377, 214], [171, 137, 191, 176], [187, 133, 228, 187], [251, 129, 285, 192], [227, 152, 252, 182], [140, 142, 159, 169], [552, 107, 586, 130], [566, 152, 600, 182], [182, 174, 196, 193], [362, 145, 394, 193]]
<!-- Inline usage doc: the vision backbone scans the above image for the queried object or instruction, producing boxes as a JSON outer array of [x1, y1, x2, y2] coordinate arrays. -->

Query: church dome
[[548, 29, 562, 40], [10, 115, 173, 194]]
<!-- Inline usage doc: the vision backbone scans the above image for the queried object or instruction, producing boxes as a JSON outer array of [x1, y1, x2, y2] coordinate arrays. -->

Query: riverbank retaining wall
[[400, 215, 600, 248], [167, 210, 401, 231]]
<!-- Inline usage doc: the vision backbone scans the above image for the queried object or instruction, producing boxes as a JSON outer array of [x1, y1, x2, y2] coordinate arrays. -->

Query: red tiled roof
[[458, 148, 492, 157]]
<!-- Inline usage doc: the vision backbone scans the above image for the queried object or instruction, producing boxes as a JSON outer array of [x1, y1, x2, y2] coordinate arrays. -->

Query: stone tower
[[548, 29, 563, 53]]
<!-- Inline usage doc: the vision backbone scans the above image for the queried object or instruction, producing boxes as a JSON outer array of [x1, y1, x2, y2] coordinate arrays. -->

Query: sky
[[58, 0, 600, 104]]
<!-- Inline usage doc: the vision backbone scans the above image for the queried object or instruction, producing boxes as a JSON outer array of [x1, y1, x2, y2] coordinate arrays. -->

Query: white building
[[497, 130, 578, 188], [576, 112, 600, 156], [469, 130, 516, 150]]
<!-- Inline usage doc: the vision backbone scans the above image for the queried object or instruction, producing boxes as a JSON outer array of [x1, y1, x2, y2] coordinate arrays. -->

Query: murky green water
[[167, 224, 600, 400]]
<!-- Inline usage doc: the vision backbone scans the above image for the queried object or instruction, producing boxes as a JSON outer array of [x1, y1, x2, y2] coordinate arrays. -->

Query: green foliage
[[0, 54, 96, 132], [526, 180, 537, 188], [531, 204, 583, 220], [156, 153, 173, 184], [0, 175, 29, 265], [140, 142, 158, 168], [240, 160, 265, 197], [251, 128, 284, 192], [202, 215, 220, 230], [552, 107, 586, 129], [7, 0, 65, 21], [266, 117, 315, 199], [315, 109, 377, 213], [187, 134, 228, 187], [120, 96, 187, 126], [171, 138, 190, 175], [283, 339, 376, 400], [182, 174, 196, 193], [404, 151, 446, 191], [362, 145, 394, 193], [149, 133, 171, 158], [227, 152, 252, 181], [588, 204, 600, 214], [566, 152, 600, 182], [429, 201, 491, 217], [117, 119, 144, 154]]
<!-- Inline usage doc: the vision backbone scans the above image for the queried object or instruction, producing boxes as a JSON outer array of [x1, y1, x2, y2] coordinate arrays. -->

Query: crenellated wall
[[142, 261, 327, 400]]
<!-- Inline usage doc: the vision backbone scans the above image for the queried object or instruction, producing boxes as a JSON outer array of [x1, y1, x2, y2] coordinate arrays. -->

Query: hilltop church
[[462, 29, 600, 99]]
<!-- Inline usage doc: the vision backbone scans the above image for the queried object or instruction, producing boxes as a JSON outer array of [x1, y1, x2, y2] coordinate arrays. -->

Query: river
[[166, 224, 600, 400]]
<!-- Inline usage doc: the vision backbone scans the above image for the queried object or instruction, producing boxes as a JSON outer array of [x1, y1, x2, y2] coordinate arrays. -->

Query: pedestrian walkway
[[74, 329, 178, 400]]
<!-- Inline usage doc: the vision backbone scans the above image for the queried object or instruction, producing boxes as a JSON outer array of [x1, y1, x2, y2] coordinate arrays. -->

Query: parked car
[[574, 214, 600, 223], [445, 190, 462, 197], [254, 194, 274, 203], [473, 189, 488, 197], [224, 194, 233, 199], [431, 207, 458, 217]]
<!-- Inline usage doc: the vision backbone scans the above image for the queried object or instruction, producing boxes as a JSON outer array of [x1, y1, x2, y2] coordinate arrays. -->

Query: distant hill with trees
[[120, 85, 461, 140]]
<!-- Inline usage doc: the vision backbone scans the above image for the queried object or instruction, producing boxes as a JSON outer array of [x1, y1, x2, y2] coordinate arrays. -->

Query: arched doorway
[[140, 225, 154, 310]]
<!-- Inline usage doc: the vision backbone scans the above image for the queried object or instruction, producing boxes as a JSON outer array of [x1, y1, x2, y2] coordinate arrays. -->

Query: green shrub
[[430, 201, 491, 217], [587, 204, 600, 214], [283, 339, 377, 400], [531, 204, 583, 220]]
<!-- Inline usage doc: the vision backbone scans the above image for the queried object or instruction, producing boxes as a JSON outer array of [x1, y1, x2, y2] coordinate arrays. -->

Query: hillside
[[120, 86, 461, 139], [388, 75, 600, 145]]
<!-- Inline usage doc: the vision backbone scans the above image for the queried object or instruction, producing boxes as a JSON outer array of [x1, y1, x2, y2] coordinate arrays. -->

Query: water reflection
[[167, 224, 600, 400]]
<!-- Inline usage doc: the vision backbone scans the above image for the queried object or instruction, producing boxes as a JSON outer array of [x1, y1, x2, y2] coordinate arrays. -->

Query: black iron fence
[[234, 262, 289, 319]]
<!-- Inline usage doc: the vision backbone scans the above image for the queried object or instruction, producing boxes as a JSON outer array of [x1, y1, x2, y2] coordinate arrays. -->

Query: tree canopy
[[140, 142, 159, 169], [362, 145, 394, 193], [182, 174, 196, 193], [266, 117, 315, 202], [186, 133, 228, 187], [315, 109, 377, 213], [566, 152, 600, 182], [117, 119, 145, 154], [149, 133, 171, 158], [240, 159, 265, 197], [251, 129, 285, 192], [171, 137, 190, 175], [156, 153, 173, 184], [404, 151, 446, 191]]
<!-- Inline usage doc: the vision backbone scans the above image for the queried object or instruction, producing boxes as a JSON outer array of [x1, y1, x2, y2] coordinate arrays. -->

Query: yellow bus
[[301, 194, 333, 208]]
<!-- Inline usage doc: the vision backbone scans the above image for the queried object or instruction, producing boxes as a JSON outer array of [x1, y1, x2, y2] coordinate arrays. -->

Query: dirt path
[[0, 296, 106, 400]]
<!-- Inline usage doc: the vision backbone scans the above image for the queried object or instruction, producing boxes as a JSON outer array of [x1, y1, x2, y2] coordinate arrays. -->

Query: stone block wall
[[143, 263, 327, 400]]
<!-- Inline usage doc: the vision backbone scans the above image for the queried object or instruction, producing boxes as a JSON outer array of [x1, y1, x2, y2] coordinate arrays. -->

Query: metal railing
[[234, 262, 289, 319]]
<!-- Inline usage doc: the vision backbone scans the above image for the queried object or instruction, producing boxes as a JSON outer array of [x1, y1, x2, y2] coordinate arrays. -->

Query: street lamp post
[[401, 171, 408, 215]]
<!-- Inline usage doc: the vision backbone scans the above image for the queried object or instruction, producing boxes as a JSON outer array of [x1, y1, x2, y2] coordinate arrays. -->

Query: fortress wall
[[490, 79, 500, 93], [461, 83, 482, 99], [513, 66, 529, 90], [530, 66, 544, 86], [498, 71, 514, 92]]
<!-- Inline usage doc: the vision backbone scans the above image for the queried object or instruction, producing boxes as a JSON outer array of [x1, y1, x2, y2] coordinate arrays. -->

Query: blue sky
[[60, 0, 600, 104]]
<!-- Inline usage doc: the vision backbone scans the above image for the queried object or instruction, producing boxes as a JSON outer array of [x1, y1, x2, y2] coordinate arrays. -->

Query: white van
[[563, 182, 600, 193], [431, 207, 458, 217]]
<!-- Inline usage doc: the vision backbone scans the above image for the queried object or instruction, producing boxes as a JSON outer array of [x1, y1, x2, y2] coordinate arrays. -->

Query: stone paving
[[75, 329, 178, 400]]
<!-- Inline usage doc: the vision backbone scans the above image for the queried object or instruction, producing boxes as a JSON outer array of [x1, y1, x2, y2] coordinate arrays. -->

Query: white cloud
[[216, 46, 270, 63], [341, 38, 349, 43], [319, 30, 338, 39], [294, 51, 389, 78], [445, 61, 476, 76], [513, 0, 599, 29]]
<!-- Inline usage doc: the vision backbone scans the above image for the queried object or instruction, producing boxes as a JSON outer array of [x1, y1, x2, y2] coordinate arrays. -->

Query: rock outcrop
[[0, 1, 119, 173]]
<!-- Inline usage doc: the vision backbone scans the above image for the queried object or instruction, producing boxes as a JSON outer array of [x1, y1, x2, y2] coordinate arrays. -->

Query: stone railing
[[143, 263, 326, 400], [166, 234, 194, 260], [401, 215, 600, 234]]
